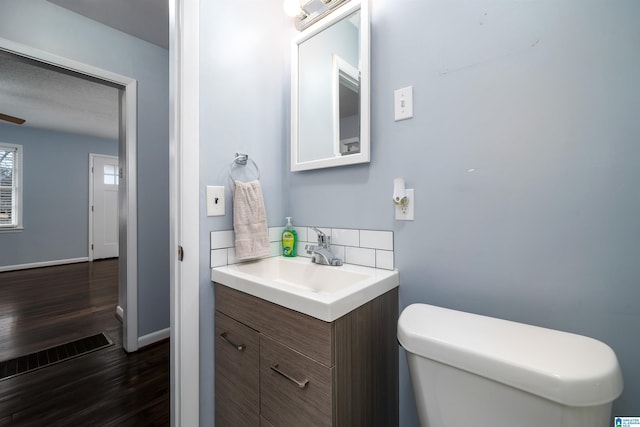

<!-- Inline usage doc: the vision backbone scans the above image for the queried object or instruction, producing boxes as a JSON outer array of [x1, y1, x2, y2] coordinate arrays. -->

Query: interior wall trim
[[169, 0, 201, 423], [0, 257, 89, 272], [138, 327, 171, 349], [116, 305, 124, 322], [0, 36, 139, 354]]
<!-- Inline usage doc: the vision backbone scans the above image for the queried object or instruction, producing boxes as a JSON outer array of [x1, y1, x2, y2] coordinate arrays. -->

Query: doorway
[[90, 154, 119, 261], [0, 38, 139, 352]]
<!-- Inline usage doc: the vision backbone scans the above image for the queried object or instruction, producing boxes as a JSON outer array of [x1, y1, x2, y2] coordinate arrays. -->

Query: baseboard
[[138, 327, 170, 349], [0, 257, 89, 272], [115, 305, 124, 323], [116, 308, 168, 350]]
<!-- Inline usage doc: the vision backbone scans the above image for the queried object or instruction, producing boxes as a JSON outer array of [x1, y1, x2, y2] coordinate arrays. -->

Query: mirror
[[291, 0, 370, 171]]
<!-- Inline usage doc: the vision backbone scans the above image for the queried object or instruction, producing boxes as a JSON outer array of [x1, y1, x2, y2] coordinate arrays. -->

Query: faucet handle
[[311, 227, 329, 246]]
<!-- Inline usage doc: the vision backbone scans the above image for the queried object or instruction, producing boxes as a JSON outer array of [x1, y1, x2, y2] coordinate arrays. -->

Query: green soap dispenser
[[282, 217, 298, 257]]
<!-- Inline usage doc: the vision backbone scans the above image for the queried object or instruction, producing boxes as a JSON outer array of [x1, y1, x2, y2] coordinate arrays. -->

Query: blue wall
[[0, 0, 170, 337], [200, 0, 640, 425], [198, 0, 291, 423], [0, 123, 117, 266], [288, 0, 640, 424]]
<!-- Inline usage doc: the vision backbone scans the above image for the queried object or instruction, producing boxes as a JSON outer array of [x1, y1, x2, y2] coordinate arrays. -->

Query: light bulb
[[283, 0, 301, 17]]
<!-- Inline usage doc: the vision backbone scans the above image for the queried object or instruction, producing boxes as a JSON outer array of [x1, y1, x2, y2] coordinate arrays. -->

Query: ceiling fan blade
[[0, 113, 26, 125]]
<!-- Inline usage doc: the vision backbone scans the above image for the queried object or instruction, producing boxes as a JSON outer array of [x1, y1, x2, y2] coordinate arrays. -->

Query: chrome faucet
[[305, 227, 343, 266]]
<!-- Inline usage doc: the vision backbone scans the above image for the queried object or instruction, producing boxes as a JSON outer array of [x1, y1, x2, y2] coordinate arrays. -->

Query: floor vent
[[0, 332, 113, 381]]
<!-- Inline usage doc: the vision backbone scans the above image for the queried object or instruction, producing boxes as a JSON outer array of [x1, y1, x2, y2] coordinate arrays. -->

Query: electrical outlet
[[206, 186, 225, 216], [395, 189, 414, 220], [394, 86, 413, 121]]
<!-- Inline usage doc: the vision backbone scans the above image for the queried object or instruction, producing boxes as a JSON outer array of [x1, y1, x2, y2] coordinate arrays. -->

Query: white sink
[[211, 256, 399, 322]]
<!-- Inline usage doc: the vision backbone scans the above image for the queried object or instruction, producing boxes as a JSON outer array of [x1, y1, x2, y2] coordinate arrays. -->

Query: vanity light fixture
[[321, 0, 346, 6], [285, 0, 350, 31], [283, 0, 307, 18]]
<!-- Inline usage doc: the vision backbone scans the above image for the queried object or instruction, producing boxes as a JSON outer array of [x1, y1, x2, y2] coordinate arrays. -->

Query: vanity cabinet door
[[215, 311, 260, 427], [260, 335, 334, 427], [260, 416, 276, 427]]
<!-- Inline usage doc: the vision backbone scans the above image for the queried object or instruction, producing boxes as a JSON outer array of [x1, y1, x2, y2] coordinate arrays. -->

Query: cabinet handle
[[270, 363, 309, 389], [219, 332, 246, 351]]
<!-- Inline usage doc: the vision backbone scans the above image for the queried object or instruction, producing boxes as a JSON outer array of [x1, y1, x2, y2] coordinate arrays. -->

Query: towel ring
[[228, 153, 260, 184]]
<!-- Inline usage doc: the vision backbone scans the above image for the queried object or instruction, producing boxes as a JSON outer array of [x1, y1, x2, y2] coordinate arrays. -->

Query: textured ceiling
[[0, 0, 168, 141], [0, 51, 120, 140]]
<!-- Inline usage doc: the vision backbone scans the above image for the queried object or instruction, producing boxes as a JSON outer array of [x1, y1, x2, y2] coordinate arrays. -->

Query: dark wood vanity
[[214, 283, 398, 426]]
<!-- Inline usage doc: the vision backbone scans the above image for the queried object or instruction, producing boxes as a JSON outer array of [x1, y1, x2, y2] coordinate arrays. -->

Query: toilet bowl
[[397, 304, 623, 427]]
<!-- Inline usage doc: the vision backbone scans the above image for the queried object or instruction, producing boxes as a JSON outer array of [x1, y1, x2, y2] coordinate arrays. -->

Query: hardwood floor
[[0, 260, 169, 426]]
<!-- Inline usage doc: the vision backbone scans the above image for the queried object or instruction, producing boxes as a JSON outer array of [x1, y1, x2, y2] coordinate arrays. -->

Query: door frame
[[88, 153, 119, 262], [170, 0, 200, 424], [0, 37, 139, 353]]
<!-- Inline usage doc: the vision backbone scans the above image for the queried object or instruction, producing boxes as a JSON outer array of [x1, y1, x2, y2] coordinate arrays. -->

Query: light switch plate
[[206, 186, 225, 216], [394, 86, 413, 121], [395, 189, 414, 220]]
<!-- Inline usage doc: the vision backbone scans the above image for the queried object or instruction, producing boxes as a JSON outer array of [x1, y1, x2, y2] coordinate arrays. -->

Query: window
[[103, 164, 119, 185], [0, 143, 22, 229]]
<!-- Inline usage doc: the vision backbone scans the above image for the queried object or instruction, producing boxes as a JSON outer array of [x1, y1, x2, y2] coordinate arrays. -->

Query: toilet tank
[[398, 304, 623, 427]]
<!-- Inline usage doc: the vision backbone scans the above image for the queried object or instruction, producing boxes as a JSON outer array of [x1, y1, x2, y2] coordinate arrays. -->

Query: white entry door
[[90, 154, 119, 260]]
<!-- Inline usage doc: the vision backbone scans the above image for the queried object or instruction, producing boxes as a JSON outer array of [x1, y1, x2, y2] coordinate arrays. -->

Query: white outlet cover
[[395, 188, 414, 220], [206, 186, 225, 216]]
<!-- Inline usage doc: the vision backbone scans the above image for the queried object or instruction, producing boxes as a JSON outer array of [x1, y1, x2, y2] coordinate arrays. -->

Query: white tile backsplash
[[293, 226, 308, 242], [210, 249, 228, 268], [269, 227, 284, 242], [360, 230, 393, 250], [227, 247, 238, 265], [210, 225, 394, 270], [345, 246, 376, 268], [331, 228, 359, 246], [210, 230, 234, 249], [269, 241, 281, 257], [375, 250, 394, 270]]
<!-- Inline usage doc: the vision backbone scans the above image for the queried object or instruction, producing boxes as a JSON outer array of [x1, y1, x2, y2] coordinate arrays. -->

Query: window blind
[[0, 145, 18, 227]]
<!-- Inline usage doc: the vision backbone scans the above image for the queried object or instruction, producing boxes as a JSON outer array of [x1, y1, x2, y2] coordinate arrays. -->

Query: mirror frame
[[290, 0, 370, 172]]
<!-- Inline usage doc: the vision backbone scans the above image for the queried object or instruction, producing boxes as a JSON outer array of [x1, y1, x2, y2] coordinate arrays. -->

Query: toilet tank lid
[[397, 304, 623, 407]]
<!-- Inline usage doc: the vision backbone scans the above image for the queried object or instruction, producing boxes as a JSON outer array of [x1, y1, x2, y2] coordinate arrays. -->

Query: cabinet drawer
[[216, 284, 334, 366], [260, 335, 334, 427], [215, 311, 260, 427]]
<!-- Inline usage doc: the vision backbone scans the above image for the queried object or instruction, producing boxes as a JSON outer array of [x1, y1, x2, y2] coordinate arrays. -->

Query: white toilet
[[397, 304, 623, 427]]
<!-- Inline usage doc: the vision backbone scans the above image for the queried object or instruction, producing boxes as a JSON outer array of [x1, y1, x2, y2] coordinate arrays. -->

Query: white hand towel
[[233, 180, 270, 261]]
